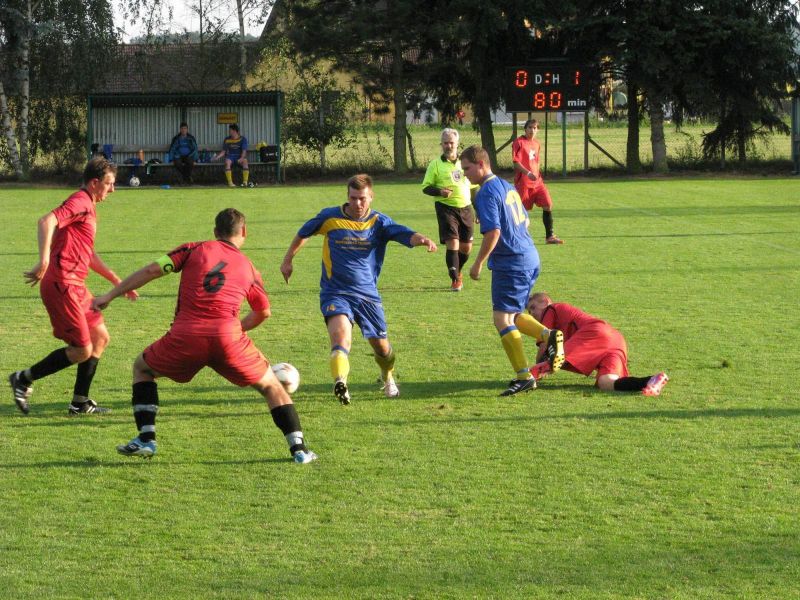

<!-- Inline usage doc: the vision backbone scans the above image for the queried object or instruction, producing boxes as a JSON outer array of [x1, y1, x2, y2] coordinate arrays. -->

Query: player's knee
[[597, 374, 618, 391], [68, 344, 93, 364]]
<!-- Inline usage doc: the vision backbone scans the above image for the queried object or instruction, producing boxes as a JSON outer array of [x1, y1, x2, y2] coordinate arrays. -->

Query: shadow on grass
[[0, 456, 290, 469]]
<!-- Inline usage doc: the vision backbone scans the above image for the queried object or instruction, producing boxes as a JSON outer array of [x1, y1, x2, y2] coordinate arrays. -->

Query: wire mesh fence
[[281, 115, 795, 178]]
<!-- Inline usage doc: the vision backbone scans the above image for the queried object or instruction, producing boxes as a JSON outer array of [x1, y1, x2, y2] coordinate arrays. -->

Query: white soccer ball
[[271, 362, 300, 394], [129, 176, 140, 187]]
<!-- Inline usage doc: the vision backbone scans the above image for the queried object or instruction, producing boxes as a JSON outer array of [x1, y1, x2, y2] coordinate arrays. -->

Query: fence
[[280, 115, 795, 178]]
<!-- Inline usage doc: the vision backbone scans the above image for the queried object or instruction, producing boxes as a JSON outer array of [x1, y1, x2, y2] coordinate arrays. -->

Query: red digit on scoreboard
[[550, 91, 562, 109], [533, 92, 545, 109], [574, 70, 581, 86], [515, 70, 528, 88]]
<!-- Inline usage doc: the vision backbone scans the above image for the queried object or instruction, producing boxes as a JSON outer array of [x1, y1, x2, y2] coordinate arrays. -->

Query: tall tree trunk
[[475, 101, 496, 167], [737, 133, 747, 162], [18, 0, 33, 178], [391, 40, 408, 174], [0, 81, 23, 179], [648, 98, 668, 173], [626, 79, 642, 173], [236, 0, 247, 91], [473, 67, 496, 166]]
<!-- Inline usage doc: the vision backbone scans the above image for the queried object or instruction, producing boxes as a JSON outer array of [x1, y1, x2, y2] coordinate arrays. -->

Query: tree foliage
[[283, 65, 360, 170], [282, 0, 436, 173], [0, 0, 118, 177]]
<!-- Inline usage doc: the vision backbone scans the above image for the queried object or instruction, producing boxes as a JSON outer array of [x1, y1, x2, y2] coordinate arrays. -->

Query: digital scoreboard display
[[505, 66, 589, 112]]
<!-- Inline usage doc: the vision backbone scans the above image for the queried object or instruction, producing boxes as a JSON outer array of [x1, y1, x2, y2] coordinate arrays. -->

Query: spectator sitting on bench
[[169, 122, 199, 184], [212, 123, 249, 188]]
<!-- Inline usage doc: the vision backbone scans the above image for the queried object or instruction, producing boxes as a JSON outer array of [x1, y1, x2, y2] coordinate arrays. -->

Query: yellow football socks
[[500, 327, 531, 377], [224, 170, 233, 186], [515, 313, 551, 344], [373, 348, 396, 382], [330, 348, 350, 382], [242, 170, 249, 185]]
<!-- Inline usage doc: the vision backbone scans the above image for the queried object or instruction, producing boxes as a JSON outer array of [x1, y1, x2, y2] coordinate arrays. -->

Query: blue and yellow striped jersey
[[222, 135, 248, 159], [474, 175, 539, 272], [297, 205, 416, 301]]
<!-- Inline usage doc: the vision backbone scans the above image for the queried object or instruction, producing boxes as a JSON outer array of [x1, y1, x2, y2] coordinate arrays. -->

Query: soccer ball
[[271, 362, 300, 394], [129, 176, 140, 187]]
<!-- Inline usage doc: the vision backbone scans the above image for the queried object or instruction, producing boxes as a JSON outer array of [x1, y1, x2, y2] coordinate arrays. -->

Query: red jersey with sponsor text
[[44, 189, 97, 285], [166, 240, 269, 336], [512, 135, 544, 191]]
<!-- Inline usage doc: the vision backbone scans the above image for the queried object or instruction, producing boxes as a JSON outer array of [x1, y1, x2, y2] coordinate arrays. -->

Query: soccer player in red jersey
[[527, 293, 669, 396], [8, 157, 138, 416], [92, 208, 317, 463], [512, 119, 564, 245]]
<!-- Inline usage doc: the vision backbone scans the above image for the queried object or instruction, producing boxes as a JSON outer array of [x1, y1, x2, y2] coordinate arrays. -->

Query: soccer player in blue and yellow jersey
[[460, 145, 565, 396], [212, 123, 249, 187], [280, 174, 437, 404], [92, 208, 317, 464]]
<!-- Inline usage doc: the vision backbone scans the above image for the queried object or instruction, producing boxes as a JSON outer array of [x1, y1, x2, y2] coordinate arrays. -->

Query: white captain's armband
[[155, 254, 176, 274]]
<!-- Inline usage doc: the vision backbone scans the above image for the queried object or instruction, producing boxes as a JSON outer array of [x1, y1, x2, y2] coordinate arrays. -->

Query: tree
[[283, 0, 435, 174], [284, 64, 359, 170], [0, 0, 118, 178], [694, 0, 798, 163]]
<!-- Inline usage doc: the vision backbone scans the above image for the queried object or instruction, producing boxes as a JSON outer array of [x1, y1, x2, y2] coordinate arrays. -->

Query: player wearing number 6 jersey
[[92, 208, 317, 464], [460, 145, 564, 397]]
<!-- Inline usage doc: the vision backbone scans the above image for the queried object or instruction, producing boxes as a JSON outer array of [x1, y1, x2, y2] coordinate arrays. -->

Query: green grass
[[1, 177, 799, 599]]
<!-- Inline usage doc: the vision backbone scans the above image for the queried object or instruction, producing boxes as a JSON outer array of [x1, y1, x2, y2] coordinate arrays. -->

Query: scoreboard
[[505, 65, 589, 112]]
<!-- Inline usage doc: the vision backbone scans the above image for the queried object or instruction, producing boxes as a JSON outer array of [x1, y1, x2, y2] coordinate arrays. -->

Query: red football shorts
[[40, 279, 103, 347], [142, 329, 269, 387], [519, 182, 553, 210], [562, 324, 629, 380], [594, 348, 630, 379]]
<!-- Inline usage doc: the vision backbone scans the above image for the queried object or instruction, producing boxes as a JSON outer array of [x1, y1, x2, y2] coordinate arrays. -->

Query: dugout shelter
[[87, 91, 283, 183]]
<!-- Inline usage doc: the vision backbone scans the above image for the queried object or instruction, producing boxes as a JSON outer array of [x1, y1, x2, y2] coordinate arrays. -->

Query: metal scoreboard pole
[[562, 110, 567, 177]]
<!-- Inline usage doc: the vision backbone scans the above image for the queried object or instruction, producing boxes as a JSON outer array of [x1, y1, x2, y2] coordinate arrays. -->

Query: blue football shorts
[[320, 294, 388, 339], [491, 268, 539, 313]]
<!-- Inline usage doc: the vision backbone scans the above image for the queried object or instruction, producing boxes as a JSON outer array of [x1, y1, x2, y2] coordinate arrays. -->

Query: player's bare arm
[[512, 161, 537, 182], [410, 233, 438, 252], [89, 252, 139, 301], [469, 229, 500, 280], [23, 212, 58, 286], [241, 307, 271, 332], [92, 262, 165, 311], [280, 235, 309, 283]]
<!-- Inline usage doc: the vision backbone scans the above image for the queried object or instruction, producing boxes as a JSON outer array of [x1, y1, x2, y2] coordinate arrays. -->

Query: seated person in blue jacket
[[212, 123, 249, 187], [168, 122, 199, 184]]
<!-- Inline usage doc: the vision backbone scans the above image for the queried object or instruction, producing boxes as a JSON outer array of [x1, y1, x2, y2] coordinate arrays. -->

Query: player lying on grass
[[91, 208, 317, 463], [527, 292, 669, 396]]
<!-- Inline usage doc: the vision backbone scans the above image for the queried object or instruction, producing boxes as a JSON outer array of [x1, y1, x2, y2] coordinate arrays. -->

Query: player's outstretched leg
[[9, 371, 33, 414], [117, 379, 159, 458], [334, 379, 351, 405], [544, 329, 565, 373], [117, 437, 157, 458], [500, 377, 537, 396], [642, 372, 669, 396]]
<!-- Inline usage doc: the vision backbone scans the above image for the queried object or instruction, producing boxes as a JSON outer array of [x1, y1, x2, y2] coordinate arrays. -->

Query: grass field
[[1, 177, 799, 599]]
